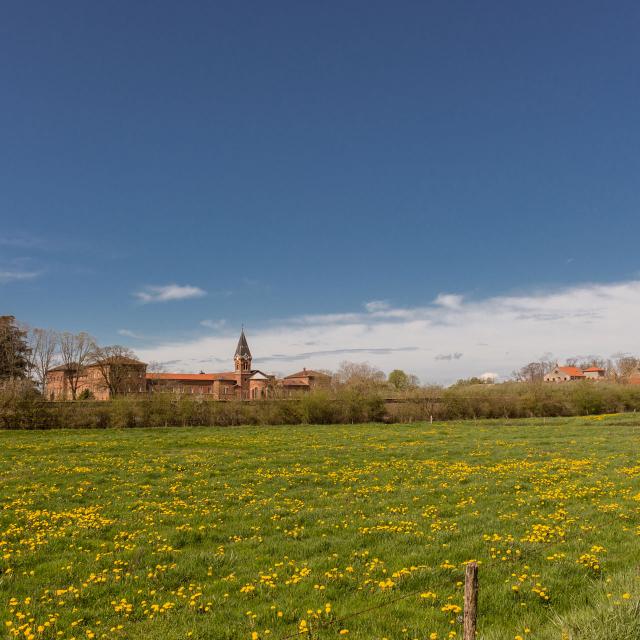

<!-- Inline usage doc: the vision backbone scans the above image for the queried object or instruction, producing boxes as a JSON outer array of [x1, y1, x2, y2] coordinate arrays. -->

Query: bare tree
[[334, 361, 386, 392], [90, 344, 143, 397], [146, 361, 176, 394], [613, 355, 640, 381], [512, 360, 555, 383], [565, 355, 608, 371], [58, 332, 94, 400], [146, 360, 167, 373], [28, 328, 59, 394]]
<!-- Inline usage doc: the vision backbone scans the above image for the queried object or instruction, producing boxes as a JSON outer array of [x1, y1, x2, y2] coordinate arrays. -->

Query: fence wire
[[277, 586, 430, 639]]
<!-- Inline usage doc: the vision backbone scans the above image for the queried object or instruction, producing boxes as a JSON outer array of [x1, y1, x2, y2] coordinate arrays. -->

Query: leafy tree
[[388, 369, 420, 390], [451, 376, 493, 387], [0, 316, 31, 380], [388, 369, 409, 390]]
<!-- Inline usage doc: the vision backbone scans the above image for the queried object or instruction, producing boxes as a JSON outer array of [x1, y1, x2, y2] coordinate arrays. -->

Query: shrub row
[[2, 382, 640, 429], [0, 389, 386, 429], [386, 382, 640, 422]]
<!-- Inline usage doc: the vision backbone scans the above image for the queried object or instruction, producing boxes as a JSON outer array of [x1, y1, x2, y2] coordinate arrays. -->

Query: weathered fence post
[[463, 561, 478, 640]]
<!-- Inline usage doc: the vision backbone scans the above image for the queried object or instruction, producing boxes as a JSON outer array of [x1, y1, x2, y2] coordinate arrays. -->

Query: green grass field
[[2, 416, 640, 640]]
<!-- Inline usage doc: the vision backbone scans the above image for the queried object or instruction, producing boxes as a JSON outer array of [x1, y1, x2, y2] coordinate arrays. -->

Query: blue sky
[[2, 2, 639, 381]]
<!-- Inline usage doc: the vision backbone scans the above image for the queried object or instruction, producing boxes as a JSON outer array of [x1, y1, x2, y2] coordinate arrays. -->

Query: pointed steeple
[[234, 328, 252, 374], [234, 329, 252, 359]]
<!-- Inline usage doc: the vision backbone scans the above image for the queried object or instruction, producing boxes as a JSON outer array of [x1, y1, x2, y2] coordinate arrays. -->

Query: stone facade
[[281, 368, 332, 394]]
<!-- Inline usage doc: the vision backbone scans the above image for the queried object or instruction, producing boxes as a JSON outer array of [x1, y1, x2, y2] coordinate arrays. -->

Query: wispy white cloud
[[117, 329, 146, 339], [364, 300, 390, 313], [134, 284, 206, 304], [0, 233, 42, 248], [0, 269, 42, 283], [434, 293, 464, 309], [135, 279, 640, 383], [200, 319, 226, 330]]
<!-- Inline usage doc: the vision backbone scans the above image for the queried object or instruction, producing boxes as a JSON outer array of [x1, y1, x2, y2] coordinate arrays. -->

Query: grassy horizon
[[2, 416, 640, 639]]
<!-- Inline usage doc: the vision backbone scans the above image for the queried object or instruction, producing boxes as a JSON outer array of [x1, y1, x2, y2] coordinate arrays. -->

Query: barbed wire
[[277, 586, 431, 639]]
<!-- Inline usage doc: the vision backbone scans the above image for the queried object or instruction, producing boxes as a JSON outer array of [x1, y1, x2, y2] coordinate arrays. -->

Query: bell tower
[[234, 328, 252, 374]]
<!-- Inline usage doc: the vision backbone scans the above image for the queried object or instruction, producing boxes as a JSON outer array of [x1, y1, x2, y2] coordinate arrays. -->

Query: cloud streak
[[134, 284, 206, 304], [0, 233, 42, 248], [435, 352, 463, 361], [117, 329, 148, 339], [134, 279, 640, 383], [0, 269, 42, 283], [200, 319, 226, 330]]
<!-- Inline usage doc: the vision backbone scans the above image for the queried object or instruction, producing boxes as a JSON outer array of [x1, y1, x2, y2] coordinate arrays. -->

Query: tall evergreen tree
[[0, 315, 31, 379]]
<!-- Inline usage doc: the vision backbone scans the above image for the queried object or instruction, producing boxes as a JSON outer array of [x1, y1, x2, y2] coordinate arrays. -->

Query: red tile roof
[[284, 369, 330, 379], [558, 366, 585, 377], [282, 379, 310, 387], [50, 357, 145, 372], [583, 367, 605, 372], [146, 372, 237, 382]]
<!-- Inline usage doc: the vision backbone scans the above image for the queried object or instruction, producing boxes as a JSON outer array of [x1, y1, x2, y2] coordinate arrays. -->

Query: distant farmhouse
[[46, 330, 330, 400], [544, 364, 607, 383]]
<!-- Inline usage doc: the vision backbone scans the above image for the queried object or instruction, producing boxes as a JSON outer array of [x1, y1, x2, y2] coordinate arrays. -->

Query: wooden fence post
[[463, 562, 478, 640]]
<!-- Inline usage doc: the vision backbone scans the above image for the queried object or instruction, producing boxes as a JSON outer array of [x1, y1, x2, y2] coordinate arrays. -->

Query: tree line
[[511, 356, 640, 383], [0, 315, 140, 399], [4, 314, 640, 396], [1, 314, 427, 397]]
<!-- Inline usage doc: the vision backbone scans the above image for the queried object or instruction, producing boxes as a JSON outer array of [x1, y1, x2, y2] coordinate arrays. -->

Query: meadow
[[1, 416, 640, 640]]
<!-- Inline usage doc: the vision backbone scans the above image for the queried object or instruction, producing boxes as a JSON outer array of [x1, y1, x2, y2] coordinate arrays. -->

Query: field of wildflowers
[[1, 415, 640, 639]]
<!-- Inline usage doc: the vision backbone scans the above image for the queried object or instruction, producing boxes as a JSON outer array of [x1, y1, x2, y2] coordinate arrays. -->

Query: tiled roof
[[282, 378, 310, 387], [558, 366, 585, 377], [284, 369, 330, 379], [583, 367, 605, 372], [146, 372, 237, 382], [49, 363, 81, 372], [49, 357, 145, 372]]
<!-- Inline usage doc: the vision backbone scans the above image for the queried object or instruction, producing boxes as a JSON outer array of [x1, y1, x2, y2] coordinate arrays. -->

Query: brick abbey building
[[46, 330, 330, 400], [147, 330, 273, 399], [46, 357, 147, 401]]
